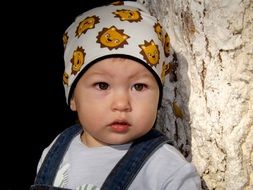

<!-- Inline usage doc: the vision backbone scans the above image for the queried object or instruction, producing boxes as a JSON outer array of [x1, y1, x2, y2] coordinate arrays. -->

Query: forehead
[[86, 57, 152, 76]]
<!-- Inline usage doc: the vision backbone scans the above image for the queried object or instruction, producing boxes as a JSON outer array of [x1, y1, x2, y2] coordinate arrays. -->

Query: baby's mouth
[[108, 120, 131, 133]]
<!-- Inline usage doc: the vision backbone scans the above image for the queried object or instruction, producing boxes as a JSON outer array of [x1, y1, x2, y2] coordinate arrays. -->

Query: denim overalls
[[30, 124, 169, 190]]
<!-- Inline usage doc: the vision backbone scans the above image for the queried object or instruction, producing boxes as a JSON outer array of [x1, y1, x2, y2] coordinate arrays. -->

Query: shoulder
[[158, 144, 187, 161], [36, 124, 81, 173], [36, 133, 61, 173], [132, 144, 201, 189], [151, 144, 200, 179], [147, 143, 190, 172]]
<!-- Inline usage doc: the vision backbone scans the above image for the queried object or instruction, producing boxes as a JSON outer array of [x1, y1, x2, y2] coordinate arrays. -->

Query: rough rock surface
[[137, 0, 253, 189]]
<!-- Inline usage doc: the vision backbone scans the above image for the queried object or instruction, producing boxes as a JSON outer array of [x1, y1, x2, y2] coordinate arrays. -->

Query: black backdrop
[[5, 1, 135, 189]]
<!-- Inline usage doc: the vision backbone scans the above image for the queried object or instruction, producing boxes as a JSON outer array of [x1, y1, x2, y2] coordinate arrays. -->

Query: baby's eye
[[95, 82, 109, 90], [132, 83, 146, 91]]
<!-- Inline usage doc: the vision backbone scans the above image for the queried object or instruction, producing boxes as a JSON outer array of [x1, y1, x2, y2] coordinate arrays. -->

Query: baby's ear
[[70, 98, 77, 111]]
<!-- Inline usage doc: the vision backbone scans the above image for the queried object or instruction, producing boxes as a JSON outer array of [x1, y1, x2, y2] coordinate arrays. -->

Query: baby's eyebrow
[[85, 71, 108, 77], [129, 72, 154, 80]]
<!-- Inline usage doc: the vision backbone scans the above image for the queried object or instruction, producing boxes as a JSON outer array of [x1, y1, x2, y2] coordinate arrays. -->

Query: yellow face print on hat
[[111, 1, 124, 6], [63, 72, 69, 85], [161, 62, 171, 83], [96, 26, 129, 50], [113, 9, 142, 22], [154, 23, 163, 42], [63, 33, 69, 49], [164, 33, 171, 57], [139, 40, 160, 66], [70, 46, 86, 75], [75, 16, 100, 38]]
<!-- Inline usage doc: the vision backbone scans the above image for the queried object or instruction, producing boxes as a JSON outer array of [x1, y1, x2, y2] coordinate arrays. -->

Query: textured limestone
[[137, 0, 253, 189]]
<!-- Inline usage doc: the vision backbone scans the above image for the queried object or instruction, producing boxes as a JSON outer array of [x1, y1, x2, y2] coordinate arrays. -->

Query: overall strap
[[101, 129, 170, 190], [34, 124, 82, 186]]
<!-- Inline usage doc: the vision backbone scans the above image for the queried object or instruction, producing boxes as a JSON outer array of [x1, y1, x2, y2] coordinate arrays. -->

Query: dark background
[[5, 1, 135, 189]]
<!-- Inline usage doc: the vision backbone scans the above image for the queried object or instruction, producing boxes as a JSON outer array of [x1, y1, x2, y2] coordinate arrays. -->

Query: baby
[[31, 1, 201, 190]]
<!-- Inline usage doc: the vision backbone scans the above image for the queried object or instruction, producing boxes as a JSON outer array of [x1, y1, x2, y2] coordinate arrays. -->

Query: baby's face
[[70, 57, 159, 147]]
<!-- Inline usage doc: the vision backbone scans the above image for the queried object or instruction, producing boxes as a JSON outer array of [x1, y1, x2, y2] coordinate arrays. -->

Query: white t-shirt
[[37, 134, 201, 190]]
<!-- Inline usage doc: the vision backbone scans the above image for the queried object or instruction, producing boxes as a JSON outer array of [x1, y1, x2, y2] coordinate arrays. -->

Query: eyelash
[[94, 82, 147, 91]]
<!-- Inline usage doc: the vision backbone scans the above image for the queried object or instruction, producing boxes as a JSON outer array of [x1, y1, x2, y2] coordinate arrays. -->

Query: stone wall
[[137, 0, 253, 189]]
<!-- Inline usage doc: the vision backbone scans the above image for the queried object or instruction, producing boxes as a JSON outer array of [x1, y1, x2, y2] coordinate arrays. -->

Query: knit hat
[[62, 1, 171, 105]]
